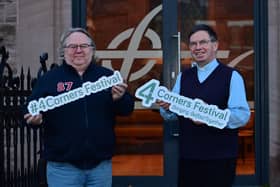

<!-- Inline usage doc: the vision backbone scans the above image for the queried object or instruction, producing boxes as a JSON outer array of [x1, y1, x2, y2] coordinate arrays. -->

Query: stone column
[[269, 0, 280, 186]]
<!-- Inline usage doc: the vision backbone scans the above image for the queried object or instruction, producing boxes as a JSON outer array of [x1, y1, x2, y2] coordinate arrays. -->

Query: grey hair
[[59, 27, 96, 59]]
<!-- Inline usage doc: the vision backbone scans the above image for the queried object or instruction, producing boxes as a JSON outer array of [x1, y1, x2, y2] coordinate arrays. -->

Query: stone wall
[[0, 0, 71, 76], [269, 0, 280, 186], [0, 0, 17, 73], [16, 0, 71, 76]]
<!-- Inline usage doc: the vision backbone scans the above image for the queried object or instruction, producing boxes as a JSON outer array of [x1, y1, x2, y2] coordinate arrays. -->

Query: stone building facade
[[0, 0, 279, 186], [0, 0, 17, 73], [16, 0, 71, 76], [268, 0, 280, 186]]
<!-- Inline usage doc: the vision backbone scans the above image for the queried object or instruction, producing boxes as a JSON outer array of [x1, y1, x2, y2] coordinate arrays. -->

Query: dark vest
[[179, 63, 239, 159]]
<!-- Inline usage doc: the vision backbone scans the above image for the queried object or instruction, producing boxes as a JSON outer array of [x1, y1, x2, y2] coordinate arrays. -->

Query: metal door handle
[[172, 32, 181, 79], [171, 121, 180, 137]]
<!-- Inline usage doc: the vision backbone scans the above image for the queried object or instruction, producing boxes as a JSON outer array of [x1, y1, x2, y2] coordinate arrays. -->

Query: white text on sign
[[28, 71, 123, 115]]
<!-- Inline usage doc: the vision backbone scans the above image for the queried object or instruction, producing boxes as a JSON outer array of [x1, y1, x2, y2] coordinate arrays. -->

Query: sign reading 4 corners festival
[[27, 71, 123, 116], [135, 79, 231, 129]]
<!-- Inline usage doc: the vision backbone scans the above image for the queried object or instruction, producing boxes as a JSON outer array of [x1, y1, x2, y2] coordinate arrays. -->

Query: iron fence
[[0, 46, 49, 187]]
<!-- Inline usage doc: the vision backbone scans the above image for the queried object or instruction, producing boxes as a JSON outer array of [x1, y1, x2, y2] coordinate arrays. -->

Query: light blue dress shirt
[[160, 59, 251, 129]]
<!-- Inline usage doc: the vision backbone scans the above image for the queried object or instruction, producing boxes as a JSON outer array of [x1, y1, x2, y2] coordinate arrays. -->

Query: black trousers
[[178, 158, 237, 187]]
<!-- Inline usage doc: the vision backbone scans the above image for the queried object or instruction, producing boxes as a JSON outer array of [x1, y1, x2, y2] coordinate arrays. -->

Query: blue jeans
[[47, 160, 112, 187]]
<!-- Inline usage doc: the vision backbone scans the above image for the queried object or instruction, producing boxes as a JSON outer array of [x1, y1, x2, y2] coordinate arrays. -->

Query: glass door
[[80, 0, 258, 186], [86, 0, 178, 186]]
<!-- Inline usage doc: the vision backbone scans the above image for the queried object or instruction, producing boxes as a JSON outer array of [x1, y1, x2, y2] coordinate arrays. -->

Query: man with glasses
[[158, 24, 250, 187], [24, 28, 134, 187]]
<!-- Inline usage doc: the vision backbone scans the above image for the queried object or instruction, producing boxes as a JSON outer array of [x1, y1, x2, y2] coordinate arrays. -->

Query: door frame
[[72, 0, 269, 186]]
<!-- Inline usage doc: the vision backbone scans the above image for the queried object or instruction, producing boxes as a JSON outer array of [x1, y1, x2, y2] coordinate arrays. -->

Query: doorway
[[72, 0, 265, 186]]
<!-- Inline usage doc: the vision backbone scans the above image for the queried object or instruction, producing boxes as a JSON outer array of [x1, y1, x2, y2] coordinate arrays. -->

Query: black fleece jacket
[[25, 62, 134, 169]]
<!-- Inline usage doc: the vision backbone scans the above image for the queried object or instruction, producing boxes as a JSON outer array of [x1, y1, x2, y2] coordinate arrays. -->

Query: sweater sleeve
[[113, 91, 134, 116], [21, 76, 47, 128]]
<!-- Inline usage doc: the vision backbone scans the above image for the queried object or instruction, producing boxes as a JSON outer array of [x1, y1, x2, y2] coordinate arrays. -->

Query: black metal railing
[[0, 46, 53, 187]]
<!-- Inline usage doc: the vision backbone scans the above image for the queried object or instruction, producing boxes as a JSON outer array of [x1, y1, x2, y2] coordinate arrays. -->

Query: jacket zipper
[[80, 76, 89, 129], [80, 75, 90, 169]]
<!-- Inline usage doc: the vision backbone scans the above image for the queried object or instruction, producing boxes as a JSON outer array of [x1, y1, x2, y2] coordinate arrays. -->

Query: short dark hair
[[187, 24, 218, 42]]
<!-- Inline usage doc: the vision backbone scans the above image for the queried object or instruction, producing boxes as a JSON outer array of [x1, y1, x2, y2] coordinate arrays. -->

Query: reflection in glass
[[86, 0, 163, 176]]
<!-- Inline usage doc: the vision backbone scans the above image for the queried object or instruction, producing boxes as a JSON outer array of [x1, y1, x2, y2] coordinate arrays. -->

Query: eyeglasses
[[64, 43, 94, 51], [189, 39, 214, 49]]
